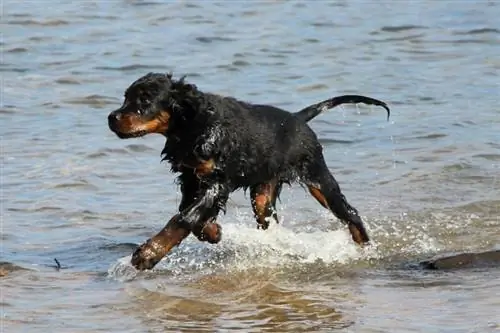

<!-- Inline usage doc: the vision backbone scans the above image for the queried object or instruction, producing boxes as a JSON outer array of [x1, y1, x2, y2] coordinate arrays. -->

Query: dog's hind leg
[[305, 159, 370, 245], [250, 180, 282, 230]]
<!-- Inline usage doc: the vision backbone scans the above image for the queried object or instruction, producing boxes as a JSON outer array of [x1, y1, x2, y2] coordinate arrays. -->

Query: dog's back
[[209, 98, 321, 187]]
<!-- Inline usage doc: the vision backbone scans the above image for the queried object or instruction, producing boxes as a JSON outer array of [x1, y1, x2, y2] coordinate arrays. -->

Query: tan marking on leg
[[131, 214, 190, 270], [308, 185, 329, 209], [195, 158, 215, 177]]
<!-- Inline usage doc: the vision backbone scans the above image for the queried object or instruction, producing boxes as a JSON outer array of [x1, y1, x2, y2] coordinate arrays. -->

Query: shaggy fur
[[108, 73, 390, 270]]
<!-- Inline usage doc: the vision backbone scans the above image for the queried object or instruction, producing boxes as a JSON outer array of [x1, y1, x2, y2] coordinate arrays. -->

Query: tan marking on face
[[115, 110, 170, 136]]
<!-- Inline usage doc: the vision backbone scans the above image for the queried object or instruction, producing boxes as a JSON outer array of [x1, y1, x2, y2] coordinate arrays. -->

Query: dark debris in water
[[420, 250, 500, 270], [54, 258, 61, 271]]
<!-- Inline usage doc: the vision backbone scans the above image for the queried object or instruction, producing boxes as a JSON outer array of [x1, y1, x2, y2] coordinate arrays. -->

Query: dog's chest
[[163, 126, 227, 175]]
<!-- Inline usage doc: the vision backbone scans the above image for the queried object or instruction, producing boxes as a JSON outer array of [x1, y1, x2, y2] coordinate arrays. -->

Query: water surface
[[2, 1, 499, 332]]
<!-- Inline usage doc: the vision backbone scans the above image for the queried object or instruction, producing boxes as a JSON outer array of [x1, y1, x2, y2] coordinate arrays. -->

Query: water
[[2, 1, 499, 332]]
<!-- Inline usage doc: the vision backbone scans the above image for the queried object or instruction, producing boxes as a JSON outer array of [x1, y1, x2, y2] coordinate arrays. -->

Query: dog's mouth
[[112, 129, 149, 139], [108, 110, 170, 139]]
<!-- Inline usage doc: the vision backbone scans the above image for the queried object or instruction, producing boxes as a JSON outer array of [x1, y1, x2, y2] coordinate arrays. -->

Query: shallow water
[[2, 1, 499, 332]]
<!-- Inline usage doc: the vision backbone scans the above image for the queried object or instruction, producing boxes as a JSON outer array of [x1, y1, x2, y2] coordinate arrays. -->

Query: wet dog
[[108, 73, 390, 270]]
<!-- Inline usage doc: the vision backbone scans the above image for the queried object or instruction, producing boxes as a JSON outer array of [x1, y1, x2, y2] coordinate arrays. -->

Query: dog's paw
[[131, 240, 163, 271], [256, 222, 269, 230], [202, 222, 222, 244], [193, 221, 222, 244], [348, 222, 370, 245]]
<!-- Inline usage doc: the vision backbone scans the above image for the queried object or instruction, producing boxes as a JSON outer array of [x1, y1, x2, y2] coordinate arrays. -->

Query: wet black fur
[[108, 72, 390, 248]]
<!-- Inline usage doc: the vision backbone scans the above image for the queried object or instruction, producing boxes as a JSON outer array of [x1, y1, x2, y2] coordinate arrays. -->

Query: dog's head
[[108, 72, 206, 139]]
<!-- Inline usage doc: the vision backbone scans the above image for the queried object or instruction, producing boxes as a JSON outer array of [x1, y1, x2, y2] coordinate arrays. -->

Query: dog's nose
[[108, 112, 122, 131], [108, 111, 121, 126], [108, 111, 121, 122]]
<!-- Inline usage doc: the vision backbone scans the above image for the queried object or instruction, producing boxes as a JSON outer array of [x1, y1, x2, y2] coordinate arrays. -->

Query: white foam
[[220, 221, 361, 267], [107, 218, 370, 281], [107, 208, 441, 281], [107, 255, 138, 282]]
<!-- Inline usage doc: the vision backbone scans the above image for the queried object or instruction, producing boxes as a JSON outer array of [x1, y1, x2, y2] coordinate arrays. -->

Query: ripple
[[319, 138, 357, 145], [296, 83, 329, 92], [437, 39, 494, 45], [28, 36, 53, 42], [377, 33, 426, 42], [379, 25, 427, 33], [260, 47, 298, 54], [310, 22, 339, 28], [79, 15, 119, 20], [195, 36, 236, 43], [128, 1, 163, 7], [126, 144, 155, 153], [7, 19, 70, 26], [0, 67, 29, 73], [0, 106, 18, 114], [94, 64, 169, 71], [473, 153, 500, 161], [6, 47, 28, 53], [55, 77, 81, 85], [232, 60, 251, 67], [52, 181, 98, 191], [8, 206, 63, 213], [99, 242, 138, 252], [442, 162, 473, 172], [39, 102, 61, 109], [215, 64, 240, 72], [414, 133, 447, 140], [63, 95, 118, 107], [454, 28, 500, 35], [87, 148, 130, 158]]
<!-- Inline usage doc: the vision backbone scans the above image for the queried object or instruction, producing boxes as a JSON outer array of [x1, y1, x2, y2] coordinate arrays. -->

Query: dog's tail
[[295, 95, 390, 123]]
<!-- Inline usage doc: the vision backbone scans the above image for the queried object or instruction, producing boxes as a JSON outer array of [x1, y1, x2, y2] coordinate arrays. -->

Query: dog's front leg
[[181, 182, 228, 243], [131, 214, 191, 271], [131, 183, 229, 271]]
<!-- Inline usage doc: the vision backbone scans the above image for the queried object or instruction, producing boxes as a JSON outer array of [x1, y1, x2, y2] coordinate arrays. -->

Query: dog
[[108, 73, 390, 270]]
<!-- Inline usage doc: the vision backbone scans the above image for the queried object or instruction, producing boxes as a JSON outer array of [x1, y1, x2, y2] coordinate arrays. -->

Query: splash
[[108, 214, 378, 281], [107, 202, 463, 281]]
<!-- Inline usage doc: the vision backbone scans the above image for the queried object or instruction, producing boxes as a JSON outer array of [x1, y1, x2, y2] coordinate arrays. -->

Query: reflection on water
[[2, 1, 499, 332]]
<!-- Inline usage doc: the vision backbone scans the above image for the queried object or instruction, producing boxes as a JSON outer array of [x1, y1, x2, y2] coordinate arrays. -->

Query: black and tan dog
[[108, 73, 390, 270]]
